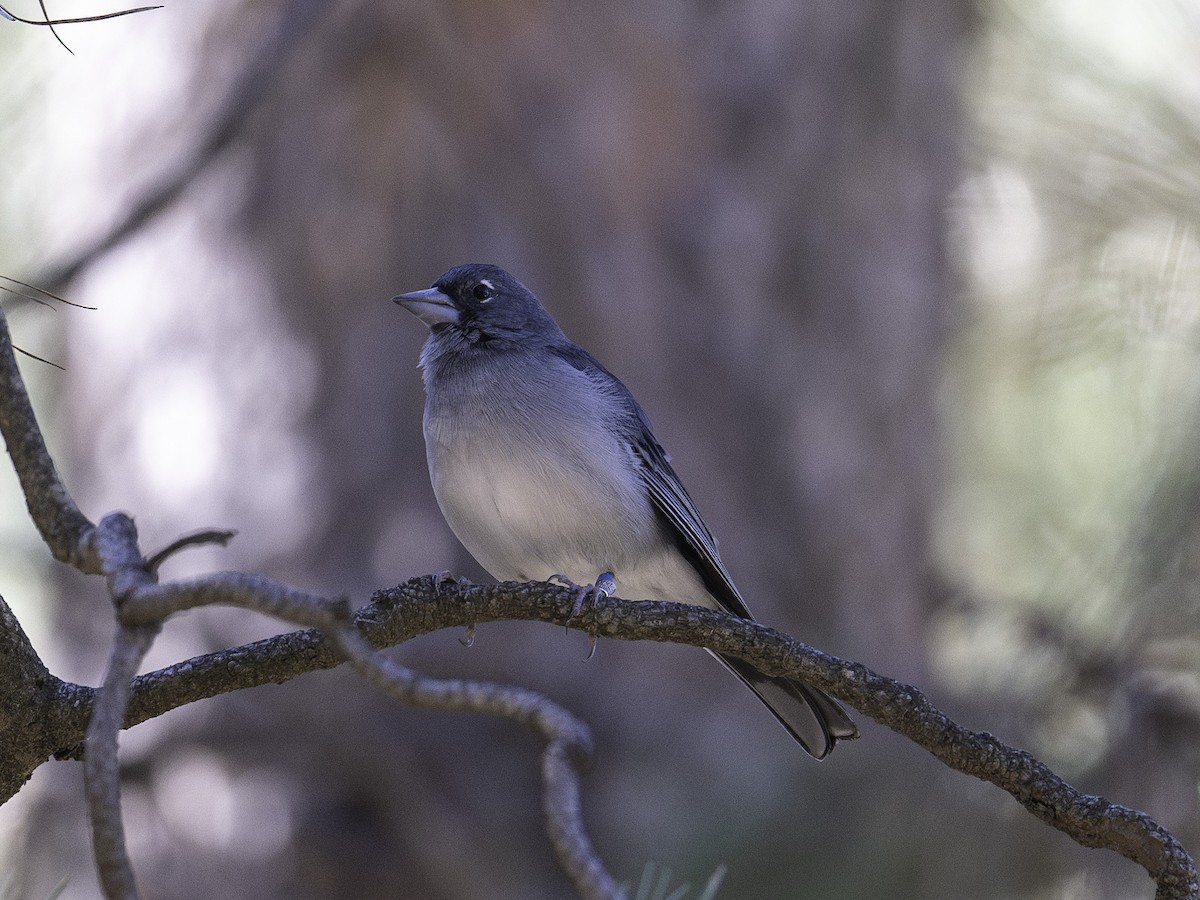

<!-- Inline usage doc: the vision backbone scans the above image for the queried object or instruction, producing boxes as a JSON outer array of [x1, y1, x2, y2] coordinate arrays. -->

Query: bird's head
[[393, 264, 563, 345]]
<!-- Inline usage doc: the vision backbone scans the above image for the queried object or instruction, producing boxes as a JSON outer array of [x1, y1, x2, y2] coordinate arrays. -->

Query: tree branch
[[85, 622, 157, 900], [11, 575, 1195, 899], [0, 306, 98, 570], [0, 592, 75, 802], [81, 513, 159, 900]]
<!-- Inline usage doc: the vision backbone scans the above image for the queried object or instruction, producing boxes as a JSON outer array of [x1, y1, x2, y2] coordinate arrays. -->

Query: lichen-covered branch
[[13, 576, 1196, 899], [0, 593, 74, 802], [63, 514, 623, 899]]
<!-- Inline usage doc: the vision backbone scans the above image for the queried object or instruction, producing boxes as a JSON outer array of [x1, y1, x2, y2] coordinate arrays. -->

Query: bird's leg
[[432, 571, 475, 645], [593, 571, 616, 598], [549, 572, 615, 660], [549, 572, 615, 620]]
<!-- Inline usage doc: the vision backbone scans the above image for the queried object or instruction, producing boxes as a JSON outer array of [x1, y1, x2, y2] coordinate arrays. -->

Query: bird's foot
[[431, 571, 475, 645], [459, 621, 476, 648], [432, 570, 459, 590], [549, 571, 616, 620], [549, 572, 615, 660]]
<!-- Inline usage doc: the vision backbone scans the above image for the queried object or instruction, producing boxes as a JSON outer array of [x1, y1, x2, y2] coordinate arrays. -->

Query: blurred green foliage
[[939, 0, 1200, 790]]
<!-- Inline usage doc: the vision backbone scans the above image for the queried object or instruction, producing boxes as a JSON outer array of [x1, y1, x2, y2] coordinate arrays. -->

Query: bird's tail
[[714, 652, 859, 759]]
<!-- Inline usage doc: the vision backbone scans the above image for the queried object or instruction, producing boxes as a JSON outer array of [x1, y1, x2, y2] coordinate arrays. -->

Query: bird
[[393, 263, 858, 758]]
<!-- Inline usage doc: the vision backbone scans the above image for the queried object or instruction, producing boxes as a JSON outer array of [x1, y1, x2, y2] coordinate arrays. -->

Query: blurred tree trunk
[[245, 0, 966, 680]]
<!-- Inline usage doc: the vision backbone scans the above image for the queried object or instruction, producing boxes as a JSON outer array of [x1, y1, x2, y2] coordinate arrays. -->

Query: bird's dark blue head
[[393, 264, 565, 346]]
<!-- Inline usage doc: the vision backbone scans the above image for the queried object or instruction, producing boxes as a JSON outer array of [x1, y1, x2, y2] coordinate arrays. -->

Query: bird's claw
[[431, 571, 473, 645], [432, 570, 459, 591], [549, 572, 614, 660], [550, 571, 615, 621]]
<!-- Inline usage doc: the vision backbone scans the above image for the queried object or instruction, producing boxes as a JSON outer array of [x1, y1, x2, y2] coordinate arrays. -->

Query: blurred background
[[1, 0, 1198, 897]]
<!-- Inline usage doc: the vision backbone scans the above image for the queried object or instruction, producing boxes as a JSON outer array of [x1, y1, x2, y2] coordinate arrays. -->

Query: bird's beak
[[392, 287, 460, 326]]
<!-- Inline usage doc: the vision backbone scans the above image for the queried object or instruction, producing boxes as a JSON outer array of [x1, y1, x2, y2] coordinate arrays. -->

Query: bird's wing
[[550, 343, 754, 619], [549, 343, 859, 757], [627, 418, 757, 619]]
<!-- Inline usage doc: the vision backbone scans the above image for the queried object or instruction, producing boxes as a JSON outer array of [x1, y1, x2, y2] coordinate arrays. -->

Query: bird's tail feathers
[[713, 652, 858, 759]]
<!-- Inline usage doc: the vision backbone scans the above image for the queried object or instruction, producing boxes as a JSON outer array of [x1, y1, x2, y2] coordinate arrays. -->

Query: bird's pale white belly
[[421, 347, 718, 607], [423, 375, 655, 586]]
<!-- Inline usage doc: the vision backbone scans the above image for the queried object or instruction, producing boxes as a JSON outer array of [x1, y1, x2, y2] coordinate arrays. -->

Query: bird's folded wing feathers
[[549, 343, 755, 620]]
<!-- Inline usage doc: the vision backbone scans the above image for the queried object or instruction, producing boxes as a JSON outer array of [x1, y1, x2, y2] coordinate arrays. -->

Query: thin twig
[[0, 2, 160, 26], [118, 571, 347, 626], [328, 624, 617, 896], [0, 277, 74, 369], [35, 0, 326, 293], [0, 274, 96, 309], [144, 528, 236, 573], [82, 515, 160, 900], [542, 740, 622, 900], [4, 0, 160, 54], [37, 0, 70, 53], [12, 346, 64, 370], [326, 625, 619, 897], [80, 513, 163, 900]]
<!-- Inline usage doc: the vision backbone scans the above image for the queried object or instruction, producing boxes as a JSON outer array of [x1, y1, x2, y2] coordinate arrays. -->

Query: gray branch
[[84, 622, 158, 900], [12, 576, 1196, 900], [0, 302, 97, 570]]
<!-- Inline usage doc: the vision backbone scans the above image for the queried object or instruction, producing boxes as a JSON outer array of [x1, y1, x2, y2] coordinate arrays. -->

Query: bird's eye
[[472, 283, 494, 302]]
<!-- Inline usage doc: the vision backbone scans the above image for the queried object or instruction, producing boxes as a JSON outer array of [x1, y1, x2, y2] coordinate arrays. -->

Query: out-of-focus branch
[[82, 513, 158, 900], [0, 305, 98, 571], [322, 623, 617, 900], [35, 0, 327, 293], [85, 623, 157, 900]]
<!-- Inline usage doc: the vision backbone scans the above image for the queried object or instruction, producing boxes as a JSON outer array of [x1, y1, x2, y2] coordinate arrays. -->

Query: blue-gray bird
[[394, 263, 858, 758]]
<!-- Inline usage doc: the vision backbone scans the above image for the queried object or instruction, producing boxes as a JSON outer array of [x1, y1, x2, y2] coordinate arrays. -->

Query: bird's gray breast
[[421, 347, 660, 583]]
